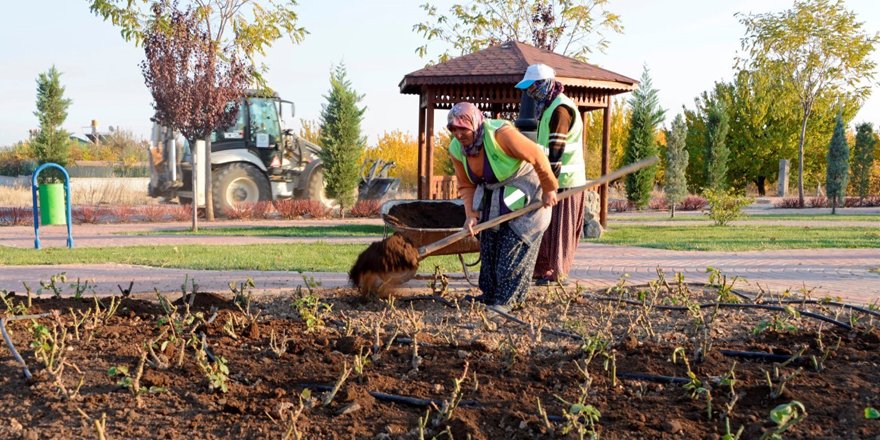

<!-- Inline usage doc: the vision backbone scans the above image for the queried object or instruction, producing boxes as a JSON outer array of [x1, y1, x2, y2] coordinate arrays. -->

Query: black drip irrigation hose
[[615, 372, 690, 385], [760, 298, 880, 319], [1, 313, 55, 380], [614, 280, 879, 319], [718, 350, 797, 364], [623, 281, 753, 301], [295, 382, 563, 421], [199, 331, 217, 364], [581, 294, 853, 331]]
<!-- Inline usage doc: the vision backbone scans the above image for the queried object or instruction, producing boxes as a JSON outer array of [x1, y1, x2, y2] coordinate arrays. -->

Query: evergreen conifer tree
[[851, 122, 876, 203], [704, 97, 730, 190], [664, 114, 689, 217], [825, 112, 850, 214], [318, 64, 366, 214], [31, 66, 72, 182], [623, 67, 664, 208]]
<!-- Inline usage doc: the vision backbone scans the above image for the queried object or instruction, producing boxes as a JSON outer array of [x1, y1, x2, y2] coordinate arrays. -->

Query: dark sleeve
[[547, 106, 574, 176]]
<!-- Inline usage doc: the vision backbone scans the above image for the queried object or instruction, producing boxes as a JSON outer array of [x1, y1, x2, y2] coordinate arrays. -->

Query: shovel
[[416, 156, 659, 257]]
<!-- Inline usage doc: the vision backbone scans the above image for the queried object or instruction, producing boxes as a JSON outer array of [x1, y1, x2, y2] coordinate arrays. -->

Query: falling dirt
[[348, 233, 420, 296]]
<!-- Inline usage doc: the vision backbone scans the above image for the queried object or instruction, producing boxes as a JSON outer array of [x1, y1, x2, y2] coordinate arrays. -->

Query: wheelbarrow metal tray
[[380, 200, 480, 257]]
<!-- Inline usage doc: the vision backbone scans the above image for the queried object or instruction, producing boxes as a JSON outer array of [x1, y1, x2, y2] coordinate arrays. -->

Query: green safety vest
[[449, 120, 530, 210], [537, 94, 587, 188]]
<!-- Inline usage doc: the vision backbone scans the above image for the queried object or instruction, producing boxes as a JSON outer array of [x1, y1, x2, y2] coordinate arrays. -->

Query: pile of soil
[[1, 284, 878, 439], [387, 201, 466, 229]]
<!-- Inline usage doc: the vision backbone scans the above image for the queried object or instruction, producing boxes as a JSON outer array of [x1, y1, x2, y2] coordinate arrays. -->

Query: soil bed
[[387, 202, 465, 229], [1, 279, 878, 439]]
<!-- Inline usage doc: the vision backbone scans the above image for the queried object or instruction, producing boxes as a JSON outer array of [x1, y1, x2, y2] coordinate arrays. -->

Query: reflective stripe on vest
[[503, 186, 527, 211], [536, 94, 587, 188], [448, 119, 521, 183]]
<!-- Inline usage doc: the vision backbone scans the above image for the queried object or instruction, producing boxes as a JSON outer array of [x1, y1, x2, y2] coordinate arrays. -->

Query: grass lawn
[[127, 224, 386, 237], [0, 243, 474, 273], [598, 225, 880, 251], [4, 224, 877, 271], [611, 213, 880, 222]]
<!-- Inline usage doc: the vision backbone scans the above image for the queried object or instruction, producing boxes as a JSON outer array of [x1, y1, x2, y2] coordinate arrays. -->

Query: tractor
[[148, 91, 333, 214]]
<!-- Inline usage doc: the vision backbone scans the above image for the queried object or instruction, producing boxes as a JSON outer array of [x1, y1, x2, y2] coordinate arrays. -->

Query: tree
[[623, 67, 664, 208], [318, 64, 366, 214], [89, 0, 306, 82], [413, 0, 622, 62], [738, 0, 878, 207], [664, 114, 688, 218], [141, 5, 250, 224], [583, 97, 630, 178], [31, 66, 72, 183], [683, 105, 707, 192], [851, 122, 876, 202], [825, 112, 849, 214], [704, 96, 730, 190], [720, 70, 797, 195]]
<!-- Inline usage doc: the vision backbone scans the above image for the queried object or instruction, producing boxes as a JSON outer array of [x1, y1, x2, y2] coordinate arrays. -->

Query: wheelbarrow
[[380, 199, 481, 286]]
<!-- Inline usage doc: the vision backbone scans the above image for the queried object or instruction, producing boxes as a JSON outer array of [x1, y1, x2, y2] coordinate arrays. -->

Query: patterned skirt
[[533, 191, 586, 281], [478, 223, 542, 305]]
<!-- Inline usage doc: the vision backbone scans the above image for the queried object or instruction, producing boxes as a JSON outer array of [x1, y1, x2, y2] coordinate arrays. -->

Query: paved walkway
[[1, 220, 878, 304]]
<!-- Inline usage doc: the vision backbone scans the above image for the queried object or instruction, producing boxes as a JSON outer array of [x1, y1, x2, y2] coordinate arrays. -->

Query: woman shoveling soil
[[351, 102, 559, 300]]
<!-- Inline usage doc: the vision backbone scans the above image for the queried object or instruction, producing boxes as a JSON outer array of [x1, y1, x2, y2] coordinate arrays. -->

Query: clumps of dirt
[[348, 234, 420, 297], [335, 335, 368, 355], [172, 291, 235, 309], [387, 201, 466, 228]]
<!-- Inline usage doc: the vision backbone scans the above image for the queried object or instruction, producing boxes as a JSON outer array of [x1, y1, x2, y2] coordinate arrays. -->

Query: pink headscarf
[[447, 102, 485, 156]]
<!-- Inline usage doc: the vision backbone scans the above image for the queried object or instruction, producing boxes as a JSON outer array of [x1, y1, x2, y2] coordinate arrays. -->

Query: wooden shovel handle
[[417, 156, 659, 258]]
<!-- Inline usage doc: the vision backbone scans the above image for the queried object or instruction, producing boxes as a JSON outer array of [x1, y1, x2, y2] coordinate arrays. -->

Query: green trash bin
[[39, 183, 67, 225]]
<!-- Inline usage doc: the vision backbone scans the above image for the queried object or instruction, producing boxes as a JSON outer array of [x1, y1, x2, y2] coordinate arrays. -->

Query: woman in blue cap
[[516, 63, 588, 286]]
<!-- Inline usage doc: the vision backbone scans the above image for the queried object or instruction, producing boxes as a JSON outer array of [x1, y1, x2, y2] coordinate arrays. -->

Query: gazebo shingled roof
[[399, 41, 637, 227], [400, 41, 637, 93]]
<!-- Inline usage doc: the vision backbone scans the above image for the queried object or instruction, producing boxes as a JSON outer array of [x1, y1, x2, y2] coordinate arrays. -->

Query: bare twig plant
[[322, 361, 352, 406]]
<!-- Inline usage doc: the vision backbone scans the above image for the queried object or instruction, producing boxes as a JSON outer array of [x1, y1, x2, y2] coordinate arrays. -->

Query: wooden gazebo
[[399, 41, 637, 226]]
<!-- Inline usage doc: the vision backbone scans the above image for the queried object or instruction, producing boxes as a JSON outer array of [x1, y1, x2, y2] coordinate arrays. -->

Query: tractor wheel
[[212, 163, 271, 216], [304, 165, 336, 210]]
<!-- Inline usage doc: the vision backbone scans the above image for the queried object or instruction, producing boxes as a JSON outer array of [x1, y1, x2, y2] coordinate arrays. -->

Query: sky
[[1, 0, 879, 148]]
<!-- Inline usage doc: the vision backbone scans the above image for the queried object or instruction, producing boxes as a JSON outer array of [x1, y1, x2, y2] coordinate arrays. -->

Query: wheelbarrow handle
[[417, 156, 659, 258]]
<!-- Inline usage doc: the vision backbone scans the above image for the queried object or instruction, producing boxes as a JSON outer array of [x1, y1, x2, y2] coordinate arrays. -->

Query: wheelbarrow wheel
[[458, 254, 481, 288]]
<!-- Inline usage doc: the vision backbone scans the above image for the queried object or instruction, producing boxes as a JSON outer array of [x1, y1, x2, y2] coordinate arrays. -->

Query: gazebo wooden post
[[425, 88, 436, 199], [417, 99, 427, 198], [600, 101, 611, 228], [581, 108, 588, 165]]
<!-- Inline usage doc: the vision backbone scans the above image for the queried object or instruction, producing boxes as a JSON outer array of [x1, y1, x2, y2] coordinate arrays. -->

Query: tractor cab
[[209, 93, 291, 173]]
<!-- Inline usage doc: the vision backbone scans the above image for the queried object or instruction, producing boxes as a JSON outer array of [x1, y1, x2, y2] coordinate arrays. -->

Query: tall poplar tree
[[825, 112, 849, 214], [31, 66, 72, 183], [704, 97, 730, 190], [623, 67, 664, 208], [664, 114, 689, 217], [851, 122, 876, 202], [318, 64, 366, 214]]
